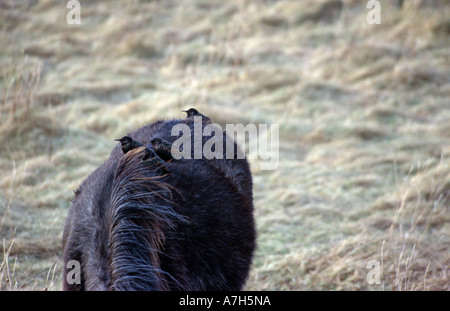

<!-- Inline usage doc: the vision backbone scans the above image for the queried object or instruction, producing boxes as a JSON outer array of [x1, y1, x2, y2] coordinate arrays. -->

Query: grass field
[[0, 0, 449, 290]]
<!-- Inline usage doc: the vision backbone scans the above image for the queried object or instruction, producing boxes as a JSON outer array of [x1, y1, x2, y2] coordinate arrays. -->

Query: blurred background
[[0, 0, 449, 290]]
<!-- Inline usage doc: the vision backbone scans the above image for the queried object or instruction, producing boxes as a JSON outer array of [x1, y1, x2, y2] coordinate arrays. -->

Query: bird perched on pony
[[182, 108, 211, 123]]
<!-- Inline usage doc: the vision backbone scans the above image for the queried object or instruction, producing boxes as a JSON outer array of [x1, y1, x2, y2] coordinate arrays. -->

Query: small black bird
[[141, 147, 164, 164], [150, 137, 177, 162], [182, 108, 211, 123], [142, 147, 170, 172], [115, 136, 143, 154]]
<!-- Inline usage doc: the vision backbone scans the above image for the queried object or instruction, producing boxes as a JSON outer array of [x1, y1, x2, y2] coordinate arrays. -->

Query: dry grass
[[0, 0, 449, 290]]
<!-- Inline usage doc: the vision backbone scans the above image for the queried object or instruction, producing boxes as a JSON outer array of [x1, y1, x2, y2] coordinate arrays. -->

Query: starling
[[115, 136, 143, 154], [182, 108, 211, 123], [150, 137, 177, 162], [142, 147, 169, 172]]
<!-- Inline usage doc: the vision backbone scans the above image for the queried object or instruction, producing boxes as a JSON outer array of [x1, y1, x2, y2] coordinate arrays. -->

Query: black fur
[[62, 118, 256, 290]]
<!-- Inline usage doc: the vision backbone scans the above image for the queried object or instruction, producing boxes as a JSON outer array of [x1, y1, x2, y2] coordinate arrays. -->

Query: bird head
[[150, 137, 163, 149], [182, 108, 199, 117], [142, 147, 158, 161], [115, 136, 133, 147], [115, 136, 142, 154]]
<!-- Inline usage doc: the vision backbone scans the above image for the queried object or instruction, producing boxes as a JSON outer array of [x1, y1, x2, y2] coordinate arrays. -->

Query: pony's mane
[[108, 147, 183, 290]]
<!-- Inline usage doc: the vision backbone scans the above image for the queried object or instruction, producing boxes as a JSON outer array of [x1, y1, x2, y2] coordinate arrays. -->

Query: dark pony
[[62, 118, 256, 290]]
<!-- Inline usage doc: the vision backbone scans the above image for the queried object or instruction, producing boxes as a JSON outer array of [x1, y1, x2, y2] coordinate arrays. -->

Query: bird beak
[[114, 138, 121, 142], [182, 110, 187, 113]]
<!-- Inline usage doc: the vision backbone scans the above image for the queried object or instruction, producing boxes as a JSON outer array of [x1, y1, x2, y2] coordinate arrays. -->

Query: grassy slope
[[0, 0, 449, 290]]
